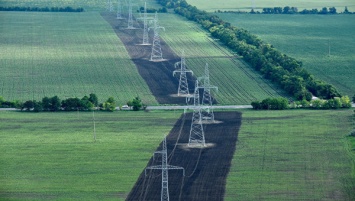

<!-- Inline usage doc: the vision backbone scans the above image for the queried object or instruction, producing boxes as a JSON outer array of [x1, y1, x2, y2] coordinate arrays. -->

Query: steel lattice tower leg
[[198, 63, 218, 122], [149, 12, 165, 61], [107, 0, 114, 12], [201, 63, 214, 121], [116, 0, 124, 19], [127, 0, 135, 29], [141, 2, 150, 45], [173, 50, 193, 96], [189, 80, 205, 146], [145, 137, 185, 201]]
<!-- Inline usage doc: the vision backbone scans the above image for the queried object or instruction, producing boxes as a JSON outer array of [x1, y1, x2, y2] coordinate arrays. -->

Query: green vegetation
[[251, 97, 289, 110], [225, 109, 355, 200], [0, 6, 84, 12], [0, 12, 157, 105], [185, 0, 355, 12], [0, 110, 181, 201], [159, 14, 287, 104], [217, 14, 355, 97], [0, 0, 103, 11]]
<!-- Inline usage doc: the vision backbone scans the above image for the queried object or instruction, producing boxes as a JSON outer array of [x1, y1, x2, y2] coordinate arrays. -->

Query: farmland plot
[[0, 0, 159, 11], [217, 14, 355, 96], [159, 14, 287, 104], [127, 111, 242, 200], [0, 110, 181, 201], [225, 110, 355, 201], [186, 0, 355, 12], [0, 12, 157, 105]]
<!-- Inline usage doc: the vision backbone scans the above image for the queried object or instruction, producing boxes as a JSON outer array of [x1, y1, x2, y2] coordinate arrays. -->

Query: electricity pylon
[[149, 12, 165, 61], [106, 0, 114, 12], [173, 50, 193, 96], [188, 80, 205, 147], [145, 137, 185, 201], [137, 2, 153, 45], [116, 0, 124, 19], [126, 0, 136, 29], [198, 63, 218, 122]]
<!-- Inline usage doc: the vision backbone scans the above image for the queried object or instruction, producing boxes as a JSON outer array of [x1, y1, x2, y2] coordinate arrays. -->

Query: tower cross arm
[[167, 165, 185, 176]]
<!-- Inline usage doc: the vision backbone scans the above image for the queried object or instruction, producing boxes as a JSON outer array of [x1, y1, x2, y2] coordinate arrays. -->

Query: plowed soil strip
[[101, 12, 196, 104], [126, 111, 242, 201]]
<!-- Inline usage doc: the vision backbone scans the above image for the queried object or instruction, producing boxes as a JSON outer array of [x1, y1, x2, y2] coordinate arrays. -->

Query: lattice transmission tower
[[173, 50, 193, 96], [145, 137, 185, 201], [188, 80, 205, 147], [149, 12, 165, 61], [106, 0, 114, 12], [138, 2, 153, 45], [126, 0, 137, 29], [198, 63, 218, 122], [116, 0, 124, 19]]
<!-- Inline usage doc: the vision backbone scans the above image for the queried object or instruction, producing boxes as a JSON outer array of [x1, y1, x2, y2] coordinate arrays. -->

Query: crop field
[[1, 109, 354, 200], [186, 0, 355, 12], [127, 111, 241, 200], [0, 11, 158, 105], [225, 109, 355, 200], [158, 14, 287, 104], [217, 14, 355, 97], [0, 110, 181, 201], [0, 0, 159, 11]]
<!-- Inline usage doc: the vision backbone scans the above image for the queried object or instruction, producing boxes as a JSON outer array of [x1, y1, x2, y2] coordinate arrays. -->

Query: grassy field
[[186, 0, 355, 12], [0, 0, 159, 11], [159, 13, 288, 104], [0, 11, 158, 105], [0, 110, 181, 201], [1, 109, 354, 200], [217, 13, 355, 97], [225, 109, 355, 200]]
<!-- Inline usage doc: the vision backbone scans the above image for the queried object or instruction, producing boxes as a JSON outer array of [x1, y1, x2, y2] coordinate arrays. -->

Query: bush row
[[0, 95, 144, 112], [0, 6, 84, 12], [251, 96, 352, 110], [156, 0, 342, 100]]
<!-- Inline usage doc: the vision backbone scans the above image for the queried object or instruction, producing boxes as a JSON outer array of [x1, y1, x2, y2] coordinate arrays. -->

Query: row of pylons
[[106, 1, 218, 200]]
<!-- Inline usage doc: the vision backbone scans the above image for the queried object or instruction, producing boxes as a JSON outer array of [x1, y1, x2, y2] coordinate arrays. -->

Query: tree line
[[0, 95, 144, 112], [156, 0, 343, 101], [216, 6, 353, 14], [0, 6, 84, 12], [251, 96, 352, 110]]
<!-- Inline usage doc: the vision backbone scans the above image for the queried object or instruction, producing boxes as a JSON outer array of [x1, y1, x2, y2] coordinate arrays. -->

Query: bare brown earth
[[126, 111, 242, 201], [101, 12, 198, 104]]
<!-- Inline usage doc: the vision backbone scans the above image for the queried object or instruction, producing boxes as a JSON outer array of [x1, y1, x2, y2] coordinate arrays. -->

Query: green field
[[186, 0, 355, 12], [225, 109, 355, 200], [159, 13, 287, 104], [0, 11, 158, 105], [0, 0, 159, 11], [0, 110, 181, 201], [1, 109, 354, 200], [217, 14, 355, 97]]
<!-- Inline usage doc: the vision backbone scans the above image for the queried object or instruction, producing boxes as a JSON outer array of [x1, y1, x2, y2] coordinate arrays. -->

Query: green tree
[[89, 93, 99, 107], [103, 97, 116, 112], [0, 96, 4, 106], [127, 96, 143, 111], [23, 100, 34, 111], [340, 96, 351, 108]]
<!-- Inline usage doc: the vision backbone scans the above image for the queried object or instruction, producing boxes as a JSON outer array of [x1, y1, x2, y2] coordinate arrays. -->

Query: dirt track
[[126, 111, 242, 200], [101, 12, 197, 104]]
